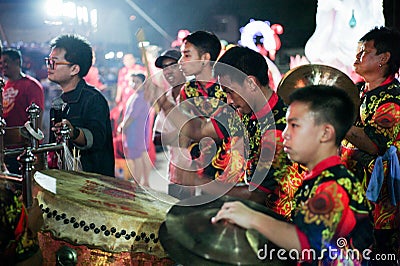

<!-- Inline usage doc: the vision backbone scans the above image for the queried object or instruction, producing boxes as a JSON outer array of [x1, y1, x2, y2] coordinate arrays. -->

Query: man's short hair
[[183, 31, 221, 62], [50, 34, 93, 78], [214, 46, 269, 87], [1, 48, 22, 67], [131, 73, 146, 83], [288, 85, 356, 146]]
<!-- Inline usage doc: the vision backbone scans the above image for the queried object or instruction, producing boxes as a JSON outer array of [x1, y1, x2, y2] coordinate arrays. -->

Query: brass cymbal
[[277, 64, 360, 108], [163, 194, 295, 265], [159, 222, 232, 266]]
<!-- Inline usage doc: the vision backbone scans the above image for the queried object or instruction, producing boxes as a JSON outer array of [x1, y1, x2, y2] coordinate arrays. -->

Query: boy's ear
[[201, 52, 211, 62], [320, 124, 335, 143], [246, 76, 258, 92]]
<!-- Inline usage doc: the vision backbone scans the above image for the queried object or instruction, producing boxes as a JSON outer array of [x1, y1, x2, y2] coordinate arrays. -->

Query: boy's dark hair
[[214, 46, 269, 87], [50, 34, 93, 78], [288, 85, 355, 146], [1, 48, 22, 67], [360, 26, 400, 77], [131, 73, 146, 83], [183, 31, 221, 62]]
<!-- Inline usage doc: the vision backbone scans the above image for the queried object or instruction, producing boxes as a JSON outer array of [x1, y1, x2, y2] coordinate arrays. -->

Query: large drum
[[34, 169, 177, 265]]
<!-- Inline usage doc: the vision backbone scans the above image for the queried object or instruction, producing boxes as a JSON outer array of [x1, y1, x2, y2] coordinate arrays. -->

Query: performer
[[212, 85, 373, 265], [341, 26, 400, 263]]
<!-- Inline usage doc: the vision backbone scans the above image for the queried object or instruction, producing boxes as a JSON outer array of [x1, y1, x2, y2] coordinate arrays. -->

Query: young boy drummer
[[212, 85, 373, 265]]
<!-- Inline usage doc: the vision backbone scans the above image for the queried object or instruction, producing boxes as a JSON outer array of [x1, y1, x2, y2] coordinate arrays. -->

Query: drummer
[[157, 46, 302, 219], [212, 85, 373, 265]]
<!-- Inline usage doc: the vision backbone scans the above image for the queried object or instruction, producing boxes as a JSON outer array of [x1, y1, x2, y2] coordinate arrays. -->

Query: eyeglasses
[[161, 62, 179, 70], [45, 58, 74, 70]]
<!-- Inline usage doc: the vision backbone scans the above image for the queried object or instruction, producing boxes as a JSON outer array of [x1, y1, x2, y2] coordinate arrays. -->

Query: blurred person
[[83, 50, 106, 91], [118, 73, 152, 186], [341, 26, 400, 263], [152, 49, 194, 199], [0, 181, 44, 265], [212, 85, 373, 265], [158, 47, 302, 217], [47, 34, 114, 177], [1, 48, 44, 174], [115, 53, 145, 104]]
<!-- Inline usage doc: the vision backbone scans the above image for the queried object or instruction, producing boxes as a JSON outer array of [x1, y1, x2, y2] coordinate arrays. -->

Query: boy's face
[[179, 41, 204, 77], [219, 75, 252, 114], [282, 101, 324, 168]]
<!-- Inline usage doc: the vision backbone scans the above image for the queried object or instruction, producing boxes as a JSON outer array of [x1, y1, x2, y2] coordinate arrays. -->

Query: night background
[[0, 0, 398, 77]]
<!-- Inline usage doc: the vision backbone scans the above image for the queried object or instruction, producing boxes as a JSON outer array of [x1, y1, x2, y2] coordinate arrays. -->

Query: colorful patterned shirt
[[0, 183, 39, 264], [292, 156, 372, 265], [179, 78, 227, 179], [212, 92, 303, 218], [341, 77, 400, 230]]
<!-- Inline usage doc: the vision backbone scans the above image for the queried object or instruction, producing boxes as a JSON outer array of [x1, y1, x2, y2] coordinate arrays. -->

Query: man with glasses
[[1, 48, 44, 174], [46, 34, 114, 177]]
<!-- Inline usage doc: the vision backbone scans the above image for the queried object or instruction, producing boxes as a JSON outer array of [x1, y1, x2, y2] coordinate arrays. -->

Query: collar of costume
[[250, 91, 278, 120], [195, 77, 218, 96], [303, 155, 343, 181], [61, 79, 85, 104]]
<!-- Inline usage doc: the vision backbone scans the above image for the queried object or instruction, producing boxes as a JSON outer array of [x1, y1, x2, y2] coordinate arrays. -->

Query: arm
[[211, 201, 301, 251], [345, 126, 379, 155], [158, 93, 219, 141]]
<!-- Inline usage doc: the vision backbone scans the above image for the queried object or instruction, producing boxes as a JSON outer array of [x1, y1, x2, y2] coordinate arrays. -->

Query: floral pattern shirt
[[211, 92, 303, 218], [292, 156, 372, 265], [0, 183, 39, 264], [341, 77, 400, 230], [179, 78, 227, 179]]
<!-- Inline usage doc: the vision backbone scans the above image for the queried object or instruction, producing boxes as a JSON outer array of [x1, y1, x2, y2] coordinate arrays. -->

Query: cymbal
[[277, 64, 360, 108], [164, 194, 295, 265], [159, 222, 231, 266]]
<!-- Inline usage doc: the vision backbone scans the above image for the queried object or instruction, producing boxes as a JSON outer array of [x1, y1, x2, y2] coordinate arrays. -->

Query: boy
[[177, 30, 227, 181], [212, 85, 373, 265], [158, 46, 301, 216]]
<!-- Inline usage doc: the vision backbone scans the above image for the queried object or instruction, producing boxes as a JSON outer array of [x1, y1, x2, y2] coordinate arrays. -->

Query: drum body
[[35, 169, 177, 265]]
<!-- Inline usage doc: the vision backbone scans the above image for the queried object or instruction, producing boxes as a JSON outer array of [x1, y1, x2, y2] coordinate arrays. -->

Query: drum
[[34, 169, 177, 265]]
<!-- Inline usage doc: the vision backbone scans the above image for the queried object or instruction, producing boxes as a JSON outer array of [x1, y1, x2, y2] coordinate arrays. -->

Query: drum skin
[[35, 169, 177, 265]]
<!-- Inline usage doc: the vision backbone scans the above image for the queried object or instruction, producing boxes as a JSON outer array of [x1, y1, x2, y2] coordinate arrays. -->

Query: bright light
[[105, 52, 115, 60], [90, 9, 98, 30], [63, 2, 77, 19], [77, 6, 89, 24], [116, 51, 124, 59], [45, 0, 63, 17]]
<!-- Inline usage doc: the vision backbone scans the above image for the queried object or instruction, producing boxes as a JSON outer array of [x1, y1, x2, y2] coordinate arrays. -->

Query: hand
[[211, 201, 256, 229], [27, 198, 44, 234]]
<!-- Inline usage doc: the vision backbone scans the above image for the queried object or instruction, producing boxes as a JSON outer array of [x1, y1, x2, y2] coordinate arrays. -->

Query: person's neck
[[60, 77, 81, 93], [306, 145, 338, 171], [363, 72, 389, 92], [195, 67, 214, 86], [253, 86, 273, 113], [171, 84, 182, 99], [8, 71, 24, 82]]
